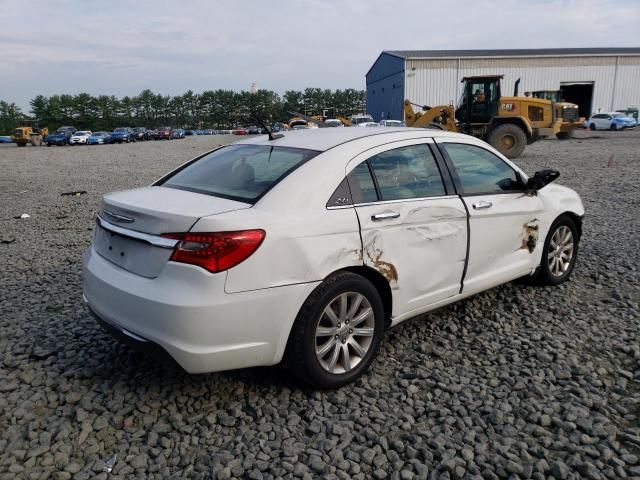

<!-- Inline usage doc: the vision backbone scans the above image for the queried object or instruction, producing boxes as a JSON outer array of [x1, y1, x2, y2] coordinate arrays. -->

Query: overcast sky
[[1, 0, 638, 111]]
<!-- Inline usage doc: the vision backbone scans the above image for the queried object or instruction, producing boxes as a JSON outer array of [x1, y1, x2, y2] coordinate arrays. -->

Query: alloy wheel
[[548, 225, 574, 277], [314, 292, 375, 374]]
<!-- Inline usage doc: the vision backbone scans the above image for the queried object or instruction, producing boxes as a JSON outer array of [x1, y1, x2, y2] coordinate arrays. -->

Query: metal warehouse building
[[366, 48, 640, 122]]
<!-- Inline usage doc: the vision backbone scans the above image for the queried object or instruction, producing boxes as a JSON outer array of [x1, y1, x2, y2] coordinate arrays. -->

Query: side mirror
[[526, 169, 560, 190]]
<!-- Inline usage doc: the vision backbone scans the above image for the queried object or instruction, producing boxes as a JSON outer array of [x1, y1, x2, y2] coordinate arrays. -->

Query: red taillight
[[162, 230, 265, 273]]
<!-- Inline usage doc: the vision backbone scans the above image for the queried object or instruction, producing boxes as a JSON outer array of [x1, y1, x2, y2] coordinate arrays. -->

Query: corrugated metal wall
[[404, 55, 640, 114], [366, 54, 405, 122]]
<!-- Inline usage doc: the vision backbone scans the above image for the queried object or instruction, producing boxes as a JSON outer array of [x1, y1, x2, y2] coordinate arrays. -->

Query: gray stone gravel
[[1, 130, 639, 479]]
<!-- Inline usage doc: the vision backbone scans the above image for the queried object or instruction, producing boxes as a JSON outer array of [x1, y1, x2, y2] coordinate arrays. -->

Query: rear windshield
[[161, 144, 320, 203]]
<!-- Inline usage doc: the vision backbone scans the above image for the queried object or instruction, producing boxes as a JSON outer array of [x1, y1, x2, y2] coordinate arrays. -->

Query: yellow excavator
[[11, 121, 49, 147], [404, 76, 582, 158]]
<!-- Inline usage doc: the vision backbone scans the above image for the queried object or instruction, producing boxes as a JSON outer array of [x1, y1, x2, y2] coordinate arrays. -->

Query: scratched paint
[[406, 222, 463, 240]]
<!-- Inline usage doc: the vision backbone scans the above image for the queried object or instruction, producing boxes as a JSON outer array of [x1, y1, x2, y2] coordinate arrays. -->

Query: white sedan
[[70, 130, 92, 145], [83, 128, 584, 388]]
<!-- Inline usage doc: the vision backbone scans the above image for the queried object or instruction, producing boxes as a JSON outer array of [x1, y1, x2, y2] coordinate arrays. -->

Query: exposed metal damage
[[521, 220, 540, 253]]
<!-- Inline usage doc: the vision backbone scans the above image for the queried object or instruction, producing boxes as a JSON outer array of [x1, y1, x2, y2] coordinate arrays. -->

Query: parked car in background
[[45, 130, 72, 146], [379, 119, 404, 127], [585, 112, 637, 130], [172, 128, 185, 139], [292, 125, 309, 130], [57, 126, 77, 135], [218, 129, 232, 135], [88, 132, 112, 145], [184, 129, 196, 136], [155, 126, 173, 140], [70, 130, 92, 145], [324, 119, 343, 127], [83, 128, 584, 388], [133, 127, 151, 141], [247, 126, 260, 135], [233, 127, 248, 135], [350, 115, 377, 127], [111, 127, 135, 143], [0, 136, 13, 143]]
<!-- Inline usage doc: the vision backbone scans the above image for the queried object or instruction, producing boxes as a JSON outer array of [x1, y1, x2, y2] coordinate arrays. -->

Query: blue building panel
[[366, 53, 405, 122]]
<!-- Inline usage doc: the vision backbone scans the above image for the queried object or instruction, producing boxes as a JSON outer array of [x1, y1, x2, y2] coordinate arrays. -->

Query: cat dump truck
[[404, 75, 582, 158], [11, 121, 49, 147]]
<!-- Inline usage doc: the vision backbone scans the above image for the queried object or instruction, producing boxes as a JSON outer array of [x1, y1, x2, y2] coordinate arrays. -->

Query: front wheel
[[487, 124, 527, 159], [287, 272, 385, 389], [529, 215, 580, 286], [589, 123, 596, 131]]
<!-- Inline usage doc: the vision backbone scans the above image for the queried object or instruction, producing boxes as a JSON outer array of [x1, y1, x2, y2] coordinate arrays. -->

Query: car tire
[[589, 123, 596, 131], [487, 124, 527, 159], [528, 214, 580, 286], [287, 272, 385, 389], [47, 143, 51, 147], [610, 124, 616, 131]]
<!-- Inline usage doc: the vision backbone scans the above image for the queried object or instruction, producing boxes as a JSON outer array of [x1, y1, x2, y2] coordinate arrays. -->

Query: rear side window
[[161, 145, 319, 203], [347, 162, 378, 203], [368, 144, 445, 200], [442, 143, 520, 195]]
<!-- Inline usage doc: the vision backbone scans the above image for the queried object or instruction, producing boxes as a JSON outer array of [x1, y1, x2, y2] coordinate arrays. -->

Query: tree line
[[0, 88, 367, 134]]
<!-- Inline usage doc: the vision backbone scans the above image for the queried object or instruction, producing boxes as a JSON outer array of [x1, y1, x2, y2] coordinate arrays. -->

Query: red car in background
[[232, 127, 248, 135], [155, 126, 173, 140]]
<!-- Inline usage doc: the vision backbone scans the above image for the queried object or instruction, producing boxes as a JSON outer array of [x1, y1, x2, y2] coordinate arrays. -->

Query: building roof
[[235, 127, 461, 152], [384, 47, 640, 59]]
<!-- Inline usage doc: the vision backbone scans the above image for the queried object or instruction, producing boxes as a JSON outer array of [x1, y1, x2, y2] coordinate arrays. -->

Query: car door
[[437, 140, 544, 294], [344, 140, 468, 317]]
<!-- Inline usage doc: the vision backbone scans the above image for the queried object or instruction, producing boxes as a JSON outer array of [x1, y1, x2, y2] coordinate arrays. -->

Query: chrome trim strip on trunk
[[96, 216, 179, 249]]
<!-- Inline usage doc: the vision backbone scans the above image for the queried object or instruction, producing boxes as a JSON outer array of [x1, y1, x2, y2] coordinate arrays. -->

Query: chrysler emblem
[[102, 209, 135, 223]]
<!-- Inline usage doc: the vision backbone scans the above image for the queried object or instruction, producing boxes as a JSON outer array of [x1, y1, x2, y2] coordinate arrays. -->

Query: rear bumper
[[89, 305, 182, 370], [82, 246, 318, 373]]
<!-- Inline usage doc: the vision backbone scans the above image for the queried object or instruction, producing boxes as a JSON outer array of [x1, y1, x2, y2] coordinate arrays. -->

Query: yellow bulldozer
[[11, 121, 49, 147], [404, 75, 582, 158]]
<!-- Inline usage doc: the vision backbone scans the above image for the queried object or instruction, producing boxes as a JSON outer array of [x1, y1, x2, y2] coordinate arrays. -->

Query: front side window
[[162, 144, 319, 203], [368, 144, 445, 200], [442, 143, 521, 195]]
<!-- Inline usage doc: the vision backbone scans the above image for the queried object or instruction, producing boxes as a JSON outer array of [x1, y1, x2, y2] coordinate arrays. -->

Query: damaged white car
[[83, 128, 584, 388]]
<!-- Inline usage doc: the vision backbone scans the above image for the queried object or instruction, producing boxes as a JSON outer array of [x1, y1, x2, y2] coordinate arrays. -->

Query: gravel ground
[[0, 131, 639, 480]]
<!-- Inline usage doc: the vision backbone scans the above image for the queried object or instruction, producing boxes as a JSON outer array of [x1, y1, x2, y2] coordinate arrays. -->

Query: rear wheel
[[287, 272, 385, 389], [17, 143, 26, 147], [488, 124, 527, 159], [610, 124, 616, 131], [589, 123, 596, 131]]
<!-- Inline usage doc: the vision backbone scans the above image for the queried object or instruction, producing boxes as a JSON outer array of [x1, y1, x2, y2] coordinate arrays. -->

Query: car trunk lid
[[94, 186, 250, 277]]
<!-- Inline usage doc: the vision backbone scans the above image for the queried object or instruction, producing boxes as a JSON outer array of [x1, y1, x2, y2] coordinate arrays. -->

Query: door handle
[[472, 201, 493, 210], [371, 211, 400, 221]]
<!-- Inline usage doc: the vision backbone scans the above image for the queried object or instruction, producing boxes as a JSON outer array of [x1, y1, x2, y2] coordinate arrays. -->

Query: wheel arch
[[338, 266, 393, 327], [558, 210, 583, 239]]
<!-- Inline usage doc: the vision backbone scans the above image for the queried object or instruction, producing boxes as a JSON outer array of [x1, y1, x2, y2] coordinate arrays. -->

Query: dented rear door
[[346, 140, 468, 318]]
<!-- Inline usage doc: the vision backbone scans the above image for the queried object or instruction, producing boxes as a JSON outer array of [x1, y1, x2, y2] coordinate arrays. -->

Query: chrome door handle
[[472, 201, 493, 210], [371, 211, 400, 221]]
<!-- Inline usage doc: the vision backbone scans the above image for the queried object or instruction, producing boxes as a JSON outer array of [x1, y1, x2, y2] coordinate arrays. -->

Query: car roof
[[234, 127, 460, 152]]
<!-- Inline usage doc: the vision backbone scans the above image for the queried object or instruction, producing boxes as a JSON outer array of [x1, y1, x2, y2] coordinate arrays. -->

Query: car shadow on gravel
[[43, 323, 311, 393]]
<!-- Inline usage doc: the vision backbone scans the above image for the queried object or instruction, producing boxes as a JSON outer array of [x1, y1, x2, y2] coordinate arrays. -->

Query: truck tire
[[556, 131, 573, 140], [488, 124, 527, 159]]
